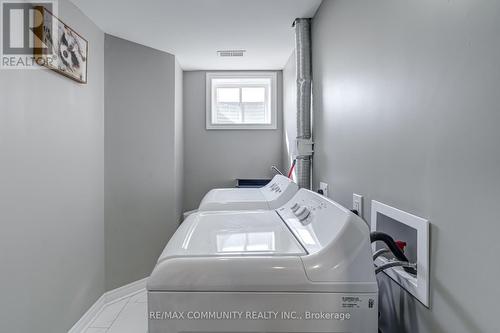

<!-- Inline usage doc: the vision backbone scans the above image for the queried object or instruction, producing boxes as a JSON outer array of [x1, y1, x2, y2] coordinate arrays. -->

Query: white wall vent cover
[[371, 200, 430, 307], [217, 50, 246, 57]]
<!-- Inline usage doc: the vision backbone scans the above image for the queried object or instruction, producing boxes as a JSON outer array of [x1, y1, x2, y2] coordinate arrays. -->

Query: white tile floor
[[84, 289, 147, 333]]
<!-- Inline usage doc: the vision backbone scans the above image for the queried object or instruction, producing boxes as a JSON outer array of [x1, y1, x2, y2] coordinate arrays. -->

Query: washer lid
[[197, 175, 298, 211], [198, 188, 269, 211], [157, 210, 306, 262]]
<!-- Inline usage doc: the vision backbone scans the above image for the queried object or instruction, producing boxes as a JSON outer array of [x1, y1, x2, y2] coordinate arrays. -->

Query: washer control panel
[[260, 175, 298, 209], [268, 182, 283, 194], [281, 197, 328, 225], [277, 189, 351, 254]]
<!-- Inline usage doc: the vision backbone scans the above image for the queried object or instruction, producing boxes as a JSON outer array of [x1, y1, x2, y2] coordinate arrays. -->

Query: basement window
[[206, 72, 277, 130]]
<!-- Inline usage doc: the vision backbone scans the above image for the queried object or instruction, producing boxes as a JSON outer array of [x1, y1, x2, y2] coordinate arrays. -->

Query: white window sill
[[206, 124, 277, 130]]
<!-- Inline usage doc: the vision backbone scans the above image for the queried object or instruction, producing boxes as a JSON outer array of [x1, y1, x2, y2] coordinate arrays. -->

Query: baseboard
[[68, 277, 148, 333], [104, 277, 148, 303], [68, 295, 106, 333]]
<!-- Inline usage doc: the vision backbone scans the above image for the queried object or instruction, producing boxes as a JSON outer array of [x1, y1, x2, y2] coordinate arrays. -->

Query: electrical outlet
[[319, 182, 328, 197], [353, 193, 363, 218]]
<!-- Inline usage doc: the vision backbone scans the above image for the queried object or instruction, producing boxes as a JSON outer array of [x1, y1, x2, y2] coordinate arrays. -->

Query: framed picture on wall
[[34, 7, 88, 84]]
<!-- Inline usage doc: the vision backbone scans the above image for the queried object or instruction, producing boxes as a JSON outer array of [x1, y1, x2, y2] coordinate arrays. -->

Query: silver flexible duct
[[296, 158, 311, 189], [294, 18, 313, 189], [295, 18, 312, 140], [373, 248, 390, 261], [375, 261, 417, 275]]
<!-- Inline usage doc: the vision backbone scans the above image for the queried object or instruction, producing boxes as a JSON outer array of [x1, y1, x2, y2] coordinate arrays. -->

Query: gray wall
[[282, 51, 297, 177], [0, 1, 105, 332], [174, 60, 184, 220], [306, 0, 500, 332], [104, 35, 181, 290], [183, 71, 284, 211]]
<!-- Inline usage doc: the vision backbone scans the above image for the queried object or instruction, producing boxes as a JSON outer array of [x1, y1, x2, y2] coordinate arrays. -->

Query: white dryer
[[197, 174, 298, 211], [148, 189, 378, 333]]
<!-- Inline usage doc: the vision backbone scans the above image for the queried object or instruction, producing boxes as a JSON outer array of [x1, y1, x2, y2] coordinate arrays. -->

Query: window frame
[[206, 72, 278, 130]]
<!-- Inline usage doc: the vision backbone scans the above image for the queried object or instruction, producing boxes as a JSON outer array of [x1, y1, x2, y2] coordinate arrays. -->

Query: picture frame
[[34, 6, 88, 84]]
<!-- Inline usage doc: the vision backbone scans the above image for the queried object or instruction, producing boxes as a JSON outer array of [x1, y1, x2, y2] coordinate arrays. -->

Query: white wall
[[104, 35, 181, 290], [307, 0, 500, 332], [182, 71, 284, 211], [0, 1, 105, 332]]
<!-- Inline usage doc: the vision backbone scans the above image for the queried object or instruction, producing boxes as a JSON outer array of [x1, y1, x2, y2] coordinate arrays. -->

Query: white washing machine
[[197, 174, 298, 211], [148, 189, 378, 333]]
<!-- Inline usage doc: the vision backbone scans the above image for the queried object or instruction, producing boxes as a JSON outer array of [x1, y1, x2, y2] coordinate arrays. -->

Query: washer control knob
[[296, 207, 310, 221], [291, 203, 300, 212], [294, 206, 306, 216]]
